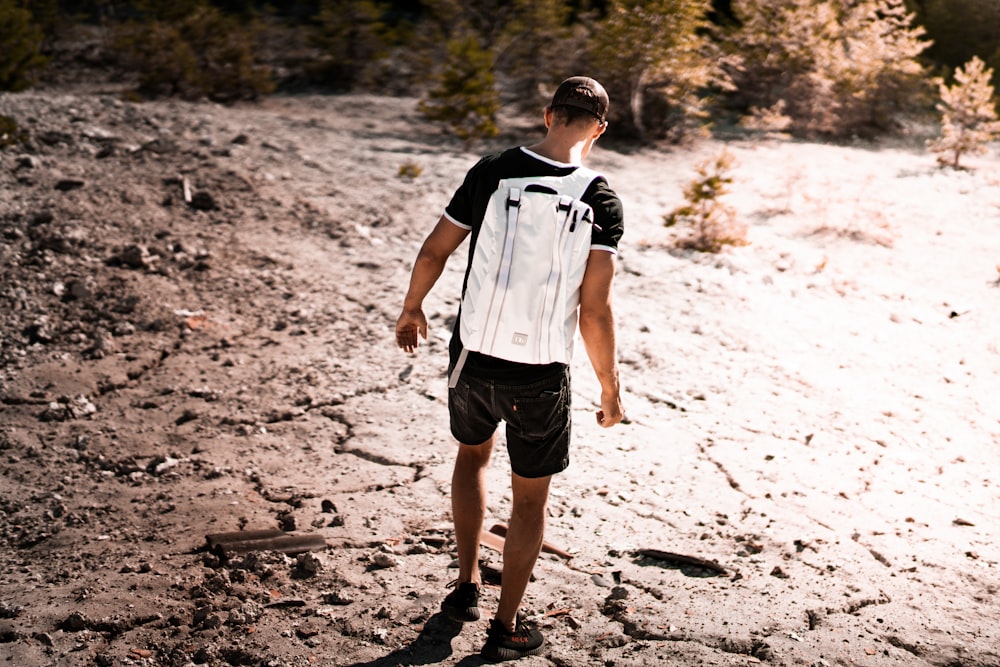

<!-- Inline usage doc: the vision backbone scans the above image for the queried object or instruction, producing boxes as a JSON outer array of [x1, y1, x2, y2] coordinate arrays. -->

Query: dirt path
[[1, 90, 998, 667]]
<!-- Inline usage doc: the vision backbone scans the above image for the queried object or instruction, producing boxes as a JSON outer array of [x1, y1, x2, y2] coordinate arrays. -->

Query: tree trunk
[[630, 67, 650, 140]]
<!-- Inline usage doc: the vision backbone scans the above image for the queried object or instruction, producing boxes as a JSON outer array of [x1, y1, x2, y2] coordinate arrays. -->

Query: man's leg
[[452, 434, 495, 586], [494, 471, 551, 630]]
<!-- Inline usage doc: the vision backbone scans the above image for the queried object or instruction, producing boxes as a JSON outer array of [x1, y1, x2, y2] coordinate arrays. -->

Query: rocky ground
[[1, 87, 998, 667]]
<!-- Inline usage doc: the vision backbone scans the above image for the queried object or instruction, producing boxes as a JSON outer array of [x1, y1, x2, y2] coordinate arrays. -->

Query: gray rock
[[60, 611, 88, 632], [190, 191, 217, 211], [117, 244, 153, 270], [296, 552, 323, 576], [227, 600, 263, 626]]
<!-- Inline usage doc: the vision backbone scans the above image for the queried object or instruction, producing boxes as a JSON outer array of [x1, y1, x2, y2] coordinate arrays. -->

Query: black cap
[[550, 76, 609, 122]]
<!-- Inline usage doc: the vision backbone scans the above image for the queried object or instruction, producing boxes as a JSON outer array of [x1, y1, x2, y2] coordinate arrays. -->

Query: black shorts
[[448, 366, 571, 478]]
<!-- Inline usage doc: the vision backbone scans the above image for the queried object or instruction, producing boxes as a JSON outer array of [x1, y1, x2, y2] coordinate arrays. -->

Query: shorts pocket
[[511, 385, 567, 441], [449, 375, 471, 416]]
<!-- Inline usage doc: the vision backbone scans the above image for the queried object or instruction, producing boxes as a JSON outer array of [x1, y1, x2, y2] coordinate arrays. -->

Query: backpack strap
[[493, 186, 521, 328], [450, 184, 524, 389], [448, 347, 469, 389], [566, 166, 602, 200]]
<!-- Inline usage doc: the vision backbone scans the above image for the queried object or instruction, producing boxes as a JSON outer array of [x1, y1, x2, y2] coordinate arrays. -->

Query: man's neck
[[527, 137, 587, 165]]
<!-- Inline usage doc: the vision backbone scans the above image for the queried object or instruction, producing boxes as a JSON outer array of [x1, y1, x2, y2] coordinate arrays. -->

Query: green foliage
[[419, 35, 500, 142], [664, 150, 747, 253], [407, 0, 580, 115], [310, 0, 393, 90], [113, 3, 274, 102], [929, 57, 1000, 169], [0, 0, 49, 91], [588, 0, 720, 141], [418, 0, 512, 47], [0, 114, 28, 147], [493, 0, 574, 111], [403, 0, 516, 100], [724, 0, 932, 138], [21, 0, 62, 44]]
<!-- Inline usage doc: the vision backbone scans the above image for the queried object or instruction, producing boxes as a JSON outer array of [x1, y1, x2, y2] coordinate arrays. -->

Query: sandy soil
[[1, 88, 998, 667]]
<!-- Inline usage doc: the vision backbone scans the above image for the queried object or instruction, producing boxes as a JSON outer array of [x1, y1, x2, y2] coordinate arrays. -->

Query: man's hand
[[395, 216, 468, 354], [596, 389, 624, 428], [395, 309, 427, 353]]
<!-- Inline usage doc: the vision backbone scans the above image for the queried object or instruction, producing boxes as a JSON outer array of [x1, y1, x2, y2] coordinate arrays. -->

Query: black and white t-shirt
[[443, 147, 624, 381]]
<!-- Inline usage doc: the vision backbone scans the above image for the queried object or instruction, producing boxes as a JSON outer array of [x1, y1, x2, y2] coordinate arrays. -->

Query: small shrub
[[929, 57, 1000, 169], [0, 0, 48, 91], [310, 0, 392, 90], [397, 161, 423, 179], [419, 35, 499, 142], [0, 115, 28, 147], [664, 150, 748, 253], [588, 0, 718, 141], [494, 0, 573, 112]]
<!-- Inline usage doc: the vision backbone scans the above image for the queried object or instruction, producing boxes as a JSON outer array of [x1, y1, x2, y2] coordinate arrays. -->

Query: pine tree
[[409, 0, 576, 115], [929, 56, 1000, 169], [0, 0, 48, 91], [494, 0, 573, 111], [419, 35, 500, 142], [416, 0, 517, 55], [725, 0, 931, 138], [818, 0, 930, 135], [311, 0, 391, 90], [588, 0, 718, 140]]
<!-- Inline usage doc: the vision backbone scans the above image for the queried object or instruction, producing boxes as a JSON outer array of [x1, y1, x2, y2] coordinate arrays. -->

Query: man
[[395, 76, 624, 662]]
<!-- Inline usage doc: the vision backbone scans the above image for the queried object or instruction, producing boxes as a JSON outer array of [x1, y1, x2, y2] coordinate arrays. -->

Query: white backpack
[[450, 167, 601, 385]]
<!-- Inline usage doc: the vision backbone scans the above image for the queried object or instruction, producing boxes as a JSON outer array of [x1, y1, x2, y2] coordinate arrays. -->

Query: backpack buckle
[[506, 188, 521, 210]]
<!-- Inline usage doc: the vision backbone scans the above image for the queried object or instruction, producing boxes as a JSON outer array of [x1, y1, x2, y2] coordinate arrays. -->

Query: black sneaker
[[481, 616, 544, 662], [441, 580, 480, 622]]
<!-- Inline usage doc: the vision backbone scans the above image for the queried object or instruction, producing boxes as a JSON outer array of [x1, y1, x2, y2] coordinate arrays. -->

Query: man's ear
[[543, 105, 553, 129], [593, 120, 608, 139]]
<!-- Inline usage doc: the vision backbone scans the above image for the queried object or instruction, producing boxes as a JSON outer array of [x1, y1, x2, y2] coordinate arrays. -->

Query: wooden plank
[[479, 529, 505, 554], [489, 523, 574, 560], [212, 533, 327, 559], [205, 529, 284, 550]]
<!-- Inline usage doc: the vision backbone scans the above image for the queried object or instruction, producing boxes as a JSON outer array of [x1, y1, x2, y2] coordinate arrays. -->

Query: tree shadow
[[342, 612, 488, 667]]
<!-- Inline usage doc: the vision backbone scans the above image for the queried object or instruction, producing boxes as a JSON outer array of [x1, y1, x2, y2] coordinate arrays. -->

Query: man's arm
[[395, 216, 470, 353], [578, 250, 624, 427]]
